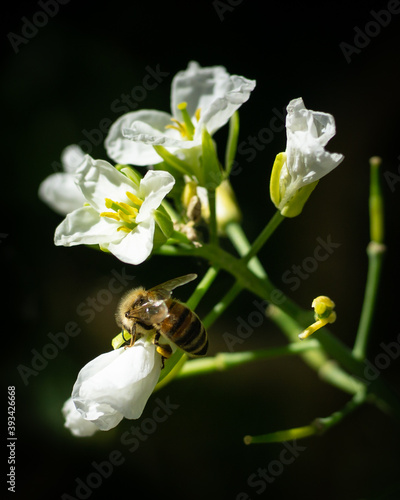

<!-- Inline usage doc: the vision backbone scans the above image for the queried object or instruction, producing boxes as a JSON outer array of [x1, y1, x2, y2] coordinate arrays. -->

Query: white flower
[[54, 155, 175, 265], [70, 338, 162, 433], [270, 97, 344, 217], [62, 397, 99, 437], [39, 145, 86, 215], [105, 61, 256, 166]]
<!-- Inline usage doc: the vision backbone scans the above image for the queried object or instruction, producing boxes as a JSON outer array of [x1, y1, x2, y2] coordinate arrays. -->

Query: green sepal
[[281, 180, 319, 218], [269, 152, 286, 209], [153, 145, 194, 177], [153, 205, 174, 239], [225, 111, 240, 176], [116, 164, 142, 186], [201, 127, 223, 189]]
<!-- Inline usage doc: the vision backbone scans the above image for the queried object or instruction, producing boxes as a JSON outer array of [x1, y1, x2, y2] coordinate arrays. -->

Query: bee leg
[[128, 325, 137, 348], [152, 332, 172, 368]]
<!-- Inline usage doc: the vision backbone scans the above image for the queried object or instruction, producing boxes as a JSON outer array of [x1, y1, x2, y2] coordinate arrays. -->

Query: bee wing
[[148, 273, 198, 300], [129, 299, 169, 325]]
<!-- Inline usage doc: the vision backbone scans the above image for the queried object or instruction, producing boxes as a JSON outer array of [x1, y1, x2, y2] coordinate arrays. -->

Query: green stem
[[267, 304, 364, 395], [177, 340, 321, 378], [203, 281, 243, 329], [242, 210, 285, 265], [155, 244, 400, 419], [207, 188, 218, 246], [353, 157, 386, 360], [225, 222, 267, 278], [186, 265, 219, 311], [245, 390, 367, 444]]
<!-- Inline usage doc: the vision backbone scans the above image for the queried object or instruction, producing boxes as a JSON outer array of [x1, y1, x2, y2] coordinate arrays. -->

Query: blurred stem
[[156, 233, 400, 418], [203, 281, 242, 329], [177, 340, 320, 379], [225, 222, 267, 278], [207, 188, 218, 247], [242, 210, 285, 265], [353, 157, 386, 361], [266, 304, 364, 395], [186, 265, 219, 311], [245, 389, 367, 444]]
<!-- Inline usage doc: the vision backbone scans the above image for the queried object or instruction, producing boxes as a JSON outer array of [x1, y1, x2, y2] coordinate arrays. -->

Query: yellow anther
[[100, 212, 120, 221], [126, 191, 143, 206], [195, 108, 201, 122]]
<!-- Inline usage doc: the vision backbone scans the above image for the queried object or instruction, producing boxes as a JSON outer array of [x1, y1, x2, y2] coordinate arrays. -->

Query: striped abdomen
[[158, 299, 208, 356]]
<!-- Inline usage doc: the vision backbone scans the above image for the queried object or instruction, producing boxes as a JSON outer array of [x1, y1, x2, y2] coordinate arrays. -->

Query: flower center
[[100, 191, 143, 233], [165, 102, 201, 141]]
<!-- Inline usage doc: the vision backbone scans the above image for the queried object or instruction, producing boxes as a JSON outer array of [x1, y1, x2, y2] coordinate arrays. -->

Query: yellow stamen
[[126, 191, 143, 206], [165, 119, 188, 138], [119, 202, 138, 216], [117, 226, 132, 233], [195, 107, 201, 122], [100, 212, 120, 221], [118, 210, 135, 224]]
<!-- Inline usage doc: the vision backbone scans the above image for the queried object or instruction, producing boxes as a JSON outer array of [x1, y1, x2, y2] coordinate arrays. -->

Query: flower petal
[[62, 397, 99, 437], [195, 74, 256, 138], [61, 145, 86, 174], [105, 110, 174, 165], [285, 98, 344, 187], [171, 61, 230, 119], [54, 205, 122, 247], [72, 339, 161, 430], [107, 218, 155, 265], [39, 173, 85, 215], [136, 170, 175, 222], [76, 155, 137, 213]]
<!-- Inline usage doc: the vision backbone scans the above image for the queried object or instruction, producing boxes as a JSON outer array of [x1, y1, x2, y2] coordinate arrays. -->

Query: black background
[[2, 1, 400, 499]]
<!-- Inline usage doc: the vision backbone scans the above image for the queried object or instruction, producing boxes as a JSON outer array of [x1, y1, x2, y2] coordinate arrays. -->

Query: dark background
[[2, 1, 400, 499]]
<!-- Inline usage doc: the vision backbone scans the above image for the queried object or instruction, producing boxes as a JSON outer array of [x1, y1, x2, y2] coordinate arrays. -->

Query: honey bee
[[115, 274, 208, 365]]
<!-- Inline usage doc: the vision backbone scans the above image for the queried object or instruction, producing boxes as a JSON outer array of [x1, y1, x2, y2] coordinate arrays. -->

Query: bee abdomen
[[161, 301, 208, 356]]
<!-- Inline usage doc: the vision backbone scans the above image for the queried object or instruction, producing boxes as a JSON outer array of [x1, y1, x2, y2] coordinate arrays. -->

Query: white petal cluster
[[278, 97, 344, 209], [63, 338, 162, 436], [54, 155, 175, 265], [105, 61, 256, 166]]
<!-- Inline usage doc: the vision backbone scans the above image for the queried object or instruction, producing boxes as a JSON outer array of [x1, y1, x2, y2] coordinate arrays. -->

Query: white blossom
[[66, 338, 162, 434], [105, 61, 256, 166], [39, 145, 86, 215], [54, 155, 174, 265]]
